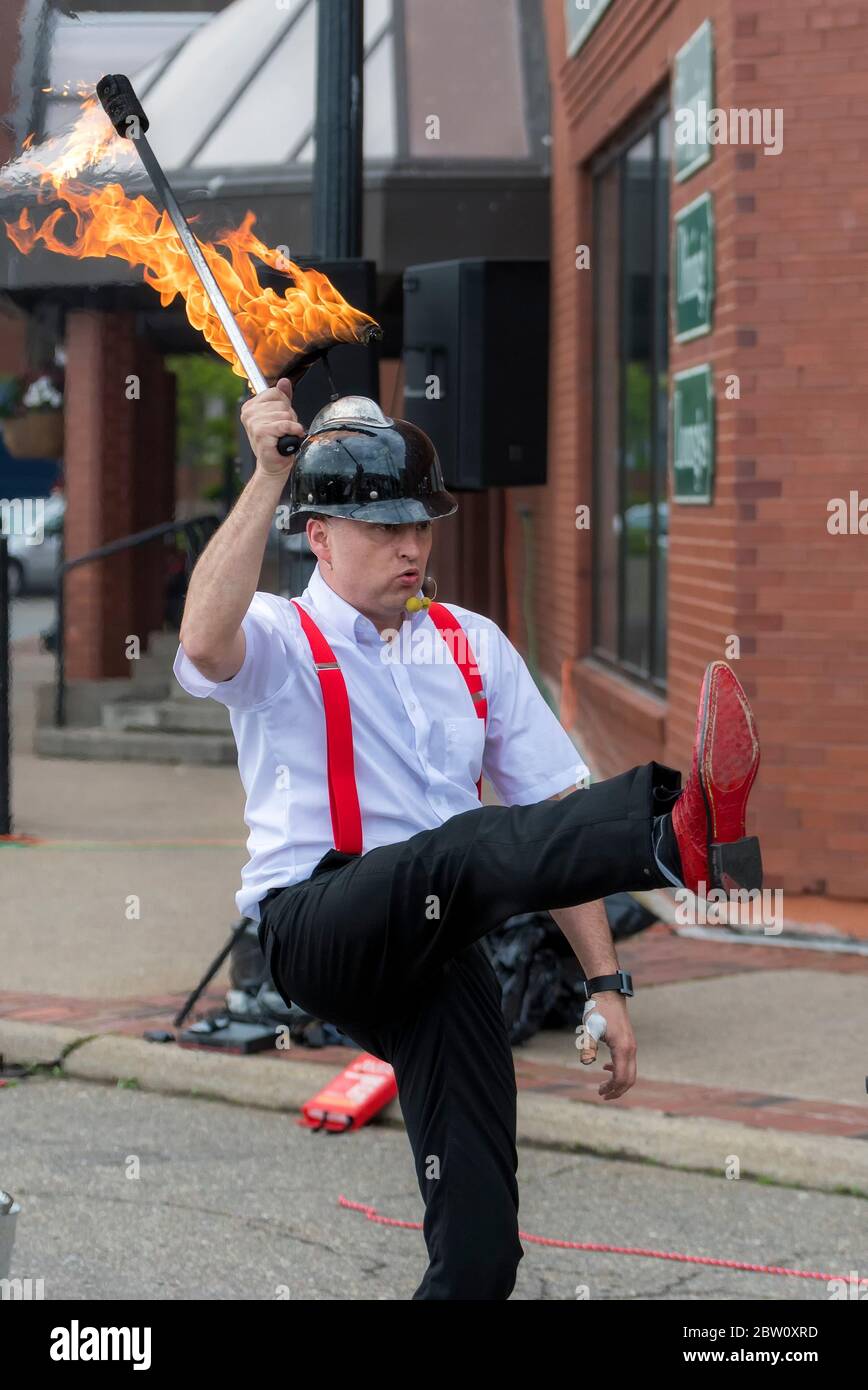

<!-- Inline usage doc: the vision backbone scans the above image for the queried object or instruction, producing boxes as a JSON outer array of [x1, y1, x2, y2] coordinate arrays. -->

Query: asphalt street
[[2, 1075, 863, 1302]]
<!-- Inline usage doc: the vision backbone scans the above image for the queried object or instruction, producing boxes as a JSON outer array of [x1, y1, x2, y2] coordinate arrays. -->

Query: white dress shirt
[[173, 562, 589, 924]]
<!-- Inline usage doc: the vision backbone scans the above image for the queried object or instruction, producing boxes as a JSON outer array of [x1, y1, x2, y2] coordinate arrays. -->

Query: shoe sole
[[696, 661, 763, 893]]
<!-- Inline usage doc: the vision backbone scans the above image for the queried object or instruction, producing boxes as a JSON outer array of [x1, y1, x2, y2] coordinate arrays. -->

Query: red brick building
[[501, 0, 868, 898]]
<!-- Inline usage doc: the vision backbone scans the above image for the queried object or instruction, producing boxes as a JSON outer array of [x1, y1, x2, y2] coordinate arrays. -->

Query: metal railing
[[54, 514, 220, 728]]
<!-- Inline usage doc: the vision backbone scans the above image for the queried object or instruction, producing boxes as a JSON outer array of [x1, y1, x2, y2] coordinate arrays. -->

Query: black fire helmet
[[286, 396, 458, 535]]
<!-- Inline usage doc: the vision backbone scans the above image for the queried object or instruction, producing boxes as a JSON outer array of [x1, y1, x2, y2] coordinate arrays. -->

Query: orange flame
[[2, 97, 380, 383]]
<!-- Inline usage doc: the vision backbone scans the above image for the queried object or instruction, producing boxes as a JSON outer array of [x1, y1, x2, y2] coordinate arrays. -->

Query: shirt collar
[[304, 561, 430, 645]]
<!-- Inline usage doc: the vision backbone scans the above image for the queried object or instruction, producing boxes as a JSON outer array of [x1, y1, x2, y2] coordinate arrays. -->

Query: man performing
[[174, 380, 762, 1301]]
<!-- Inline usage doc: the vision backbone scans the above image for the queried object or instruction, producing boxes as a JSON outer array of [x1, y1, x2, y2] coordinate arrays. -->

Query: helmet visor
[[288, 491, 457, 534], [288, 419, 457, 533]]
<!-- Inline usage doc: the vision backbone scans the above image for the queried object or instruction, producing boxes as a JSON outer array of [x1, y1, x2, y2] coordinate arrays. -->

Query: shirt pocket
[[440, 714, 486, 788]]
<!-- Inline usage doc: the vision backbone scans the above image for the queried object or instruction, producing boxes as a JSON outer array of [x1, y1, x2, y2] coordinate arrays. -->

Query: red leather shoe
[[672, 662, 762, 896]]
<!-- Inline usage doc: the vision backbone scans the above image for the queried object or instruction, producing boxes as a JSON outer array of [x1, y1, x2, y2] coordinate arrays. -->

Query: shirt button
[[408, 701, 417, 712]]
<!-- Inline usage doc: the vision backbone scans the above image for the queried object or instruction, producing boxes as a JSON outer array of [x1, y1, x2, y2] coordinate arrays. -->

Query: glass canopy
[[32, 0, 542, 174]]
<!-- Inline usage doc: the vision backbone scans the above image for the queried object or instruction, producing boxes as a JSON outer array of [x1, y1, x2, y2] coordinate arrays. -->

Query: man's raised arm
[[179, 379, 304, 683]]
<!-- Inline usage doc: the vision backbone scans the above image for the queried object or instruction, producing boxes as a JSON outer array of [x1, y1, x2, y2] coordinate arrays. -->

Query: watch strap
[[582, 970, 634, 1000]]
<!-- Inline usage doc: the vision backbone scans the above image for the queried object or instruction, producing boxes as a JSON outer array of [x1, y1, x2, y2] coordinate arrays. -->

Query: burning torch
[[93, 72, 380, 452]]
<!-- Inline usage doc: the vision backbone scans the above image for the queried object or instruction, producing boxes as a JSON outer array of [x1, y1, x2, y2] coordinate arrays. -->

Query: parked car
[[616, 500, 669, 556], [5, 492, 65, 597]]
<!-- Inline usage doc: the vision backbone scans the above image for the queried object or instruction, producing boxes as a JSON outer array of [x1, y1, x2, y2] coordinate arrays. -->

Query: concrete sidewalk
[[3, 633, 868, 1197]]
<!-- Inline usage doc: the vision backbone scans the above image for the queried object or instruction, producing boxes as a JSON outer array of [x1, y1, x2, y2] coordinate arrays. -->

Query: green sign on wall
[[672, 365, 715, 504], [674, 191, 714, 342], [673, 20, 714, 183], [564, 0, 614, 58]]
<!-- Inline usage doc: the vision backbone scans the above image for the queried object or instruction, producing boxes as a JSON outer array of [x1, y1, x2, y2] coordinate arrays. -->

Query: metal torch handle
[[133, 136, 300, 458]]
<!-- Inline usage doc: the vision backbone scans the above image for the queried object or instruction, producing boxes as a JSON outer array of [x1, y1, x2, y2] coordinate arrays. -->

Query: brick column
[[132, 345, 177, 641], [64, 310, 138, 680]]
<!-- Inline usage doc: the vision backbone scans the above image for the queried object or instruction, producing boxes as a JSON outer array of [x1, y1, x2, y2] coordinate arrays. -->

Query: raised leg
[[260, 761, 680, 1026]]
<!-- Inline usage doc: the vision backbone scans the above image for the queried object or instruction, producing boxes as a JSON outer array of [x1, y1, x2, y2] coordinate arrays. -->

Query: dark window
[[592, 103, 670, 691]]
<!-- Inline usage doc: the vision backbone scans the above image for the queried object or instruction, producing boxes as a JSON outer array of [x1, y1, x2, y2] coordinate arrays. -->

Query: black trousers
[[258, 761, 680, 1300]]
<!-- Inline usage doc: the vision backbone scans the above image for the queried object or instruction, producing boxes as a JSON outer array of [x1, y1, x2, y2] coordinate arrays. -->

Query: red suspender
[[426, 601, 488, 801], [291, 598, 487, 853], [291, 599, 364, 855]]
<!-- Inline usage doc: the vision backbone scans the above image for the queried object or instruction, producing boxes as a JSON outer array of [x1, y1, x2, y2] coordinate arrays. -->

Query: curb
[[3, 1019, 867, 1198], [0, 1020, 377, 1118], [515, 1091, 868, 1198]]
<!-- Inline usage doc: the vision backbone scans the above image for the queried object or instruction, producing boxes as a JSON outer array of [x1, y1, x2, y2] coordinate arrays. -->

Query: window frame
[[590, 90, 671, 695]]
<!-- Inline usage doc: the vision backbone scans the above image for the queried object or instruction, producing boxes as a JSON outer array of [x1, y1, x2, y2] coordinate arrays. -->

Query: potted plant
[[0, 366, 64, 458]]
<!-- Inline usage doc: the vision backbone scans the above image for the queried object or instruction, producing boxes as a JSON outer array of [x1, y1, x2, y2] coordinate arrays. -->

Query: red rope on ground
[[338, 1196, 843, 1282]]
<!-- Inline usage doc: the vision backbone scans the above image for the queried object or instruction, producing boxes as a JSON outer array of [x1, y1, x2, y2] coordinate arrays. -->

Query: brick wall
[[726, 0, 868, 897], [134, 343, 177, 640], [510, 0, 868, 898], [64, 311, 177, 680], [65, 312, 138, 681]]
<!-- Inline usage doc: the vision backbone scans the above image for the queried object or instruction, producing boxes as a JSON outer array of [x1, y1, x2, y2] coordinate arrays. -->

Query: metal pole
[[55, 569, 65, 728], [55, 505, 66, 728], [0, 536, 10, 834], [0, 1190, 20, 1281], [313, 0, 364, 260], [136, 134, 270, 394]]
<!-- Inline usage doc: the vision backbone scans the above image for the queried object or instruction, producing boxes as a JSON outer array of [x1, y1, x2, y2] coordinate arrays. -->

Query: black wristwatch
[[579, 970, 634, 1002]]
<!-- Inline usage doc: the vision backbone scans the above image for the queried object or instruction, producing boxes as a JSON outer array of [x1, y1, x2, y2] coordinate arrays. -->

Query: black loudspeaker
[[402, 259, 549, 490]]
